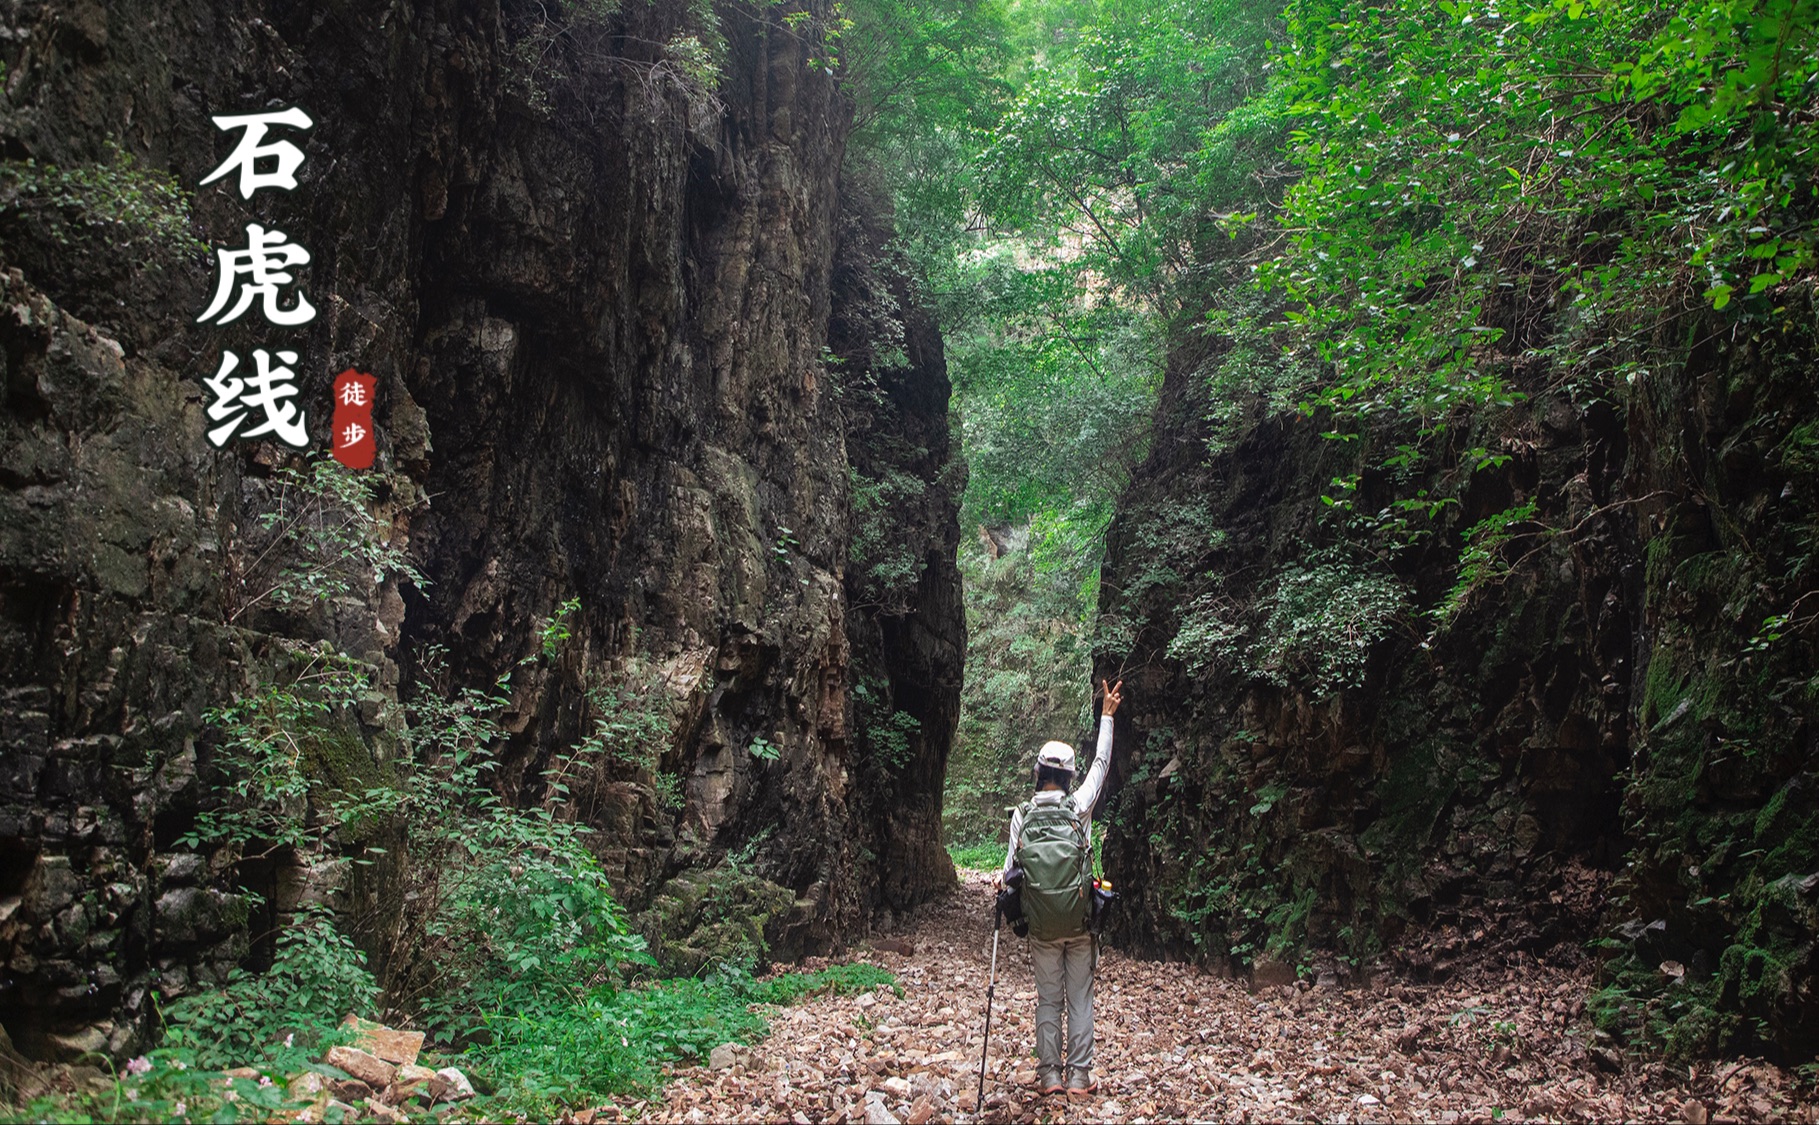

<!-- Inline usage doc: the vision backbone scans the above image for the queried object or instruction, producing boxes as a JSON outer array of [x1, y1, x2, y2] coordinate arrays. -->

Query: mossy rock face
[[300, 727, 397, 846], [635, 865, 795, 977], [302, 727, 394, 794]]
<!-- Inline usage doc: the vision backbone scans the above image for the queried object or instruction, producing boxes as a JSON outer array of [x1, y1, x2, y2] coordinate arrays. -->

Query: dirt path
[[602, 872, 1815, 1124]]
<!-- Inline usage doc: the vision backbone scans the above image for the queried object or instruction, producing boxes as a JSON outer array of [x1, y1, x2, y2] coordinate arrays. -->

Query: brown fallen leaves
[[600, 874, 1817, 1124]]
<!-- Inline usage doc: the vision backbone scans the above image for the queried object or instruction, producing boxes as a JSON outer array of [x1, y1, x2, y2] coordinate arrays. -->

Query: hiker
[[997, 677, 1122, 1097]]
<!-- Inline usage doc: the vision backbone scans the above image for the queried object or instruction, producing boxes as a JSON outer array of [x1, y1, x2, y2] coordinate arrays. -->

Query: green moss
[[301, 728, 392, 792], [1640, 642, 1720, 737], [636, 865, 795, 976], [220, 892, 253, 932], [1752, 786, 1819, 878], [1721, 942, 1793, 1015], [1763, 811, 1819, 877], [1643, 531, 1678, 600], [1661, 1001, 1737, 1058], [1753, 784, 1789, 842], [1673, 550, 1752, 602], [301, 728, 396, 845]]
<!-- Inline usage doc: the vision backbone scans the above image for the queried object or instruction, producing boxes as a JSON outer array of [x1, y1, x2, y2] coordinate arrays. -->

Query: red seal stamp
[[331, 369, 377, 469]]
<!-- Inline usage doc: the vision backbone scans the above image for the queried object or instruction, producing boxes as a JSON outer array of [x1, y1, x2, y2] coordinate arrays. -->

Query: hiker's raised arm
[[1073, 679, 1122, 814], [998, 804, 1024, 883]]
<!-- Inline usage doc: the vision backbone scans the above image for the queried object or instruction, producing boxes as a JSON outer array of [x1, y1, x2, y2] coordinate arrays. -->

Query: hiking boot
[[1066, 1068, 1097, 1096], [1037, 1067, 1065, 1095]]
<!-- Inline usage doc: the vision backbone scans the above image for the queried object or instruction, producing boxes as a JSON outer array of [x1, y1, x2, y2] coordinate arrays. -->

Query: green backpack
[[1014, 797, 1090, 941]]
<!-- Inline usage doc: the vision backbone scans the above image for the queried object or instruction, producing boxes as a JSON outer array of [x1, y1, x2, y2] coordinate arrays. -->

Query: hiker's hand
[[991, 872, 1003, 890], [1100, 678, 1124, 717]]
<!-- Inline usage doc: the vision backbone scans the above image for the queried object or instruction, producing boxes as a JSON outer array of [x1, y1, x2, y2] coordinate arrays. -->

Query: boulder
[[387, 1063, 436, 1104], [1248, 956, 1298, 992], [323, 1045, 395, 1090], [429, 1066, 475, 1102], [42, 1024, 110, 1062], [342, 1016, 424, 1066]]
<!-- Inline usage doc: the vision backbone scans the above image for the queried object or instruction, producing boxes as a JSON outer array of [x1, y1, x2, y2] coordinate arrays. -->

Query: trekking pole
[[976, 900, 1001, 1113]]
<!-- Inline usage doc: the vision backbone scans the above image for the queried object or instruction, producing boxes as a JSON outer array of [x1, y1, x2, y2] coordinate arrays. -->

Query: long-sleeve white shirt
[[1001, 714, 1115, 876]]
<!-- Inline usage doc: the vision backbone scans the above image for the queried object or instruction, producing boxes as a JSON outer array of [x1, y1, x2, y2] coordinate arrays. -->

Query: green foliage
[[26, 918, 371, 1119], [748, 735, 780, 761], [863, 0, 1819, 1062], [1106, 499, 1229, 627], [540, 597, 581, 659], [374, 651, 661, 1044], [179, 649, 375, 855], [849, 466, 930, 603], [503, 0, 722, 121], [947, 839, 1005, 869], [24, 964, 898, 1123], [232, 458, 426, 624], [1268, 0, 1819, 428], [865, 708, 923, 772], [161, 908, 376, 1071], [18, 1056, 326, 1125], [172, 634, 663, 1073], [1168, 551, 1408, 694], [979, 0, 1284, 309], [841, 0, 1012, 291], [0, 142, 206, 263], [944, 545, 1091, 846], [465, 963, 897, 1115], [1248, 783, 1287, 818], [414, 803, 654, 1046], [1438, 499, 1542, 621], [567, 657, 683, 812]]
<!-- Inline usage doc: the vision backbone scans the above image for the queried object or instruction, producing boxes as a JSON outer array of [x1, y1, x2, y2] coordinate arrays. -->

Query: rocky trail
[[598, 871, 1817, 1125]]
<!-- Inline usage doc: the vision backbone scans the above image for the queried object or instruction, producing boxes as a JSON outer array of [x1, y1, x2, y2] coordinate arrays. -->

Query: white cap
[[1036, 740, 1077, 772]]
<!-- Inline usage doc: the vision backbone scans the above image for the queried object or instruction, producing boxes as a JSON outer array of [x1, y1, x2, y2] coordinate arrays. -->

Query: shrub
[[468, 963, 897, 1115], [1167, 552, 1407, 695], [159, 907, 376, 1071], [0, 142, 206, 263]]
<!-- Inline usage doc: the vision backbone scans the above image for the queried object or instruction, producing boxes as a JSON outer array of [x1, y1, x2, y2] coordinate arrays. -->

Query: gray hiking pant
[[1029, 932, 1096, 1072]]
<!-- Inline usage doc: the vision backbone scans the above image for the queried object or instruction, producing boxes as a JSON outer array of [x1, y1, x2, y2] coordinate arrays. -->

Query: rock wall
[[827, 173, 965, 918], [0, 0, 962, 1060], [1096, 298, 1819, 1061]]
